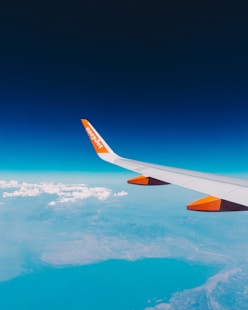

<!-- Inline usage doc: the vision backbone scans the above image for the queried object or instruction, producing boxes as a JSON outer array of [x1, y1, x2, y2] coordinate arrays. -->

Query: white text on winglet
[[86, 127, 104, 149]]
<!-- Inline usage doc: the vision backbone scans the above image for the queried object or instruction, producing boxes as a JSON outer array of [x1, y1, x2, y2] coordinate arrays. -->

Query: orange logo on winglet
[[81, 119, 109, 153]]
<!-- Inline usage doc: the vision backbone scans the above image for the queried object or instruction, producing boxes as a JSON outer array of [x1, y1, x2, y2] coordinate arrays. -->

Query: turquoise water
[[0, 258, 218, 310]]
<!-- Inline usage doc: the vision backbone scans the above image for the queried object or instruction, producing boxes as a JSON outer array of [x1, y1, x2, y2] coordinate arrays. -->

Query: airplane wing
[[81, 119, 248, 212]]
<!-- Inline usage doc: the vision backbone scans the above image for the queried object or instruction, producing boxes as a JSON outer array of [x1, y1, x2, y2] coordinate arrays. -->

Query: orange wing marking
[[81, 119, 109, 153]]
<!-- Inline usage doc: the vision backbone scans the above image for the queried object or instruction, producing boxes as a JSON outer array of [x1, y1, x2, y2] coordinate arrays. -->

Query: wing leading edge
[[81, 119, 248, 212]]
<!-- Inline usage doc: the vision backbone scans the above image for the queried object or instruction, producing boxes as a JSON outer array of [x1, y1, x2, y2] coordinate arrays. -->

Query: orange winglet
[[187, 196, 221, 212], [81, 119, 109, 153]]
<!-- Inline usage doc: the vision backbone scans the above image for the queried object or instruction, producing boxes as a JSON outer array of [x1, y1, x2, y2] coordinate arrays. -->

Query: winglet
[[81, 119, 114, 154]]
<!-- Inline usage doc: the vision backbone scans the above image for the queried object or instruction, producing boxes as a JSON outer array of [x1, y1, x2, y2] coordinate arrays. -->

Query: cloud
[[0, 179, 123, 206], [0, 180, 19, 188], [114, 190, 128, 197], [3, 187, 40, 198], [48, 201, 56, 206]]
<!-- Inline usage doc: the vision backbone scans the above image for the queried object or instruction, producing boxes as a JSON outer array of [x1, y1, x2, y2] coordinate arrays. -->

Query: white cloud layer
[[0, 179, 124, 206]]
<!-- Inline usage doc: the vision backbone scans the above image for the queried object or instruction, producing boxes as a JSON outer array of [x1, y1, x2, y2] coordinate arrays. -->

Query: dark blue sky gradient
[[0, 1, 248, 173]]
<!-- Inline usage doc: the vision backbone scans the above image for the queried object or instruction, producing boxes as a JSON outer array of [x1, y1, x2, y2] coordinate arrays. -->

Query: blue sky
[[0, 1, 248, 174]]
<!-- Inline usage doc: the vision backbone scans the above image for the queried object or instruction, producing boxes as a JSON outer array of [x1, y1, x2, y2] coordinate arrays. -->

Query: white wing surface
[[81, 119, 248, 212]]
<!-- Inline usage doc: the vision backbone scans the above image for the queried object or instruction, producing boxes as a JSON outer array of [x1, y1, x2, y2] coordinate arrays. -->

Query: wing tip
[[81, 119, 89, 127]]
